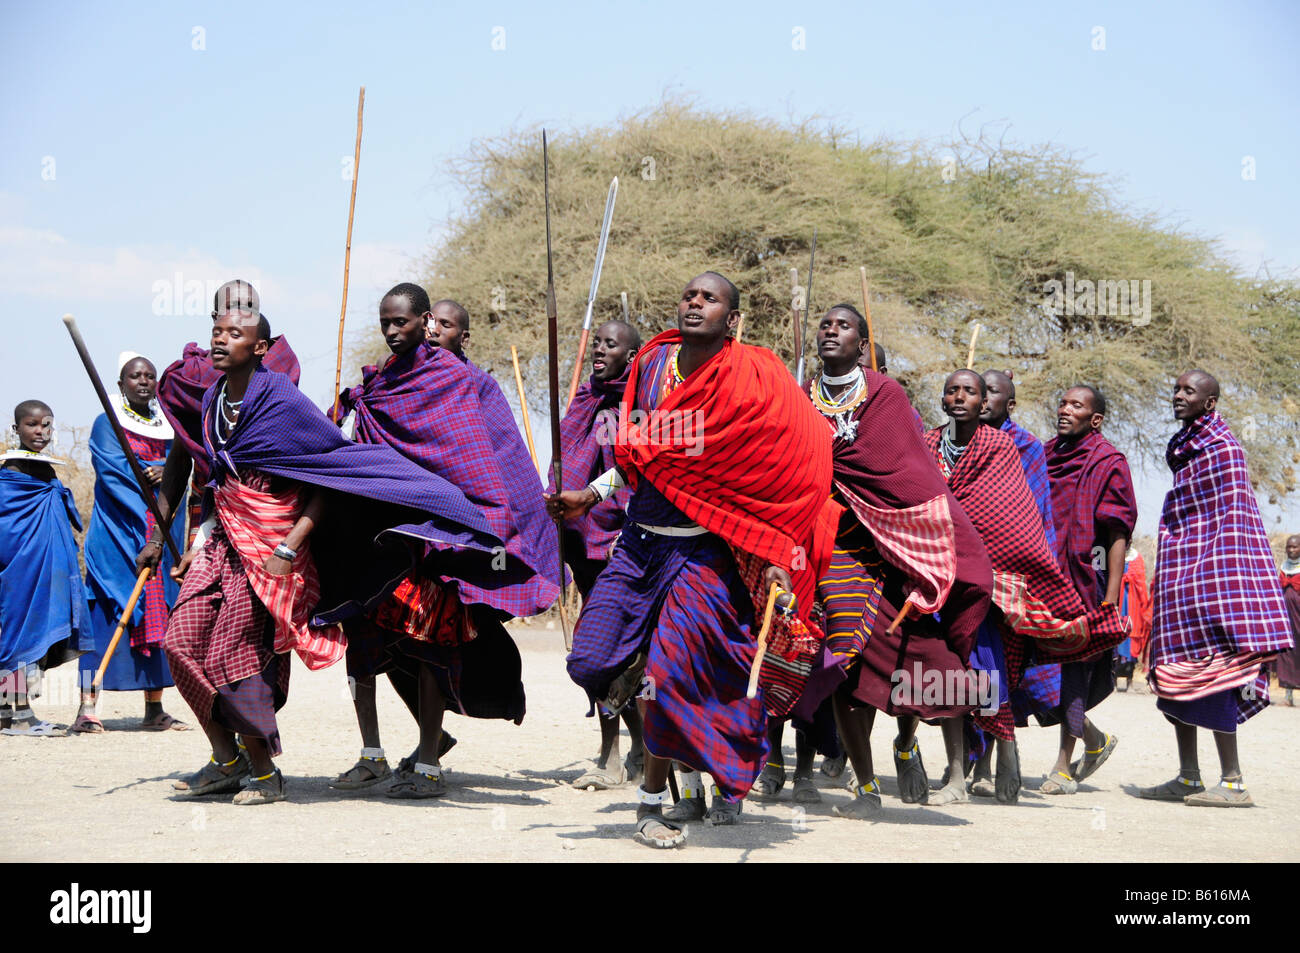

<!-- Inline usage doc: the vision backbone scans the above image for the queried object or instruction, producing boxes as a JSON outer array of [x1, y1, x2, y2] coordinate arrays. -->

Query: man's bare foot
[[634, 810, 686, 848], [833, 783, 883, 819], [925, 777, 969, 806], [995, 742, 1021, 804]]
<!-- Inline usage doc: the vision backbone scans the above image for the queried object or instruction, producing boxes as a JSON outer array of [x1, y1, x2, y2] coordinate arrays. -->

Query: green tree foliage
[[385, 100, 1300, 497]]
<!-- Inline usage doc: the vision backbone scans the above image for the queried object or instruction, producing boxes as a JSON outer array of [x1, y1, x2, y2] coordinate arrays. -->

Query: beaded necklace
[[811, 366, 868, 443]]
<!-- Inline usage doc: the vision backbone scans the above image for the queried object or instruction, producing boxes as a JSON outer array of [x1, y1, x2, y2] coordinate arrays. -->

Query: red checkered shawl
[[1043, 431, 1137, 609], [615, 331, 839, 619], [825, 371, 990, 659], [923, 423, 1127, 657]]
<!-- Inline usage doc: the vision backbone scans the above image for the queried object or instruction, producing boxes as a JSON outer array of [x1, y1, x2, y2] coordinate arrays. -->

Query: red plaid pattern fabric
[[1150, 651, 1274, 701], [214, 473, 345, 671], [833, 484, 955, 615], [164, 530, 274, 730]]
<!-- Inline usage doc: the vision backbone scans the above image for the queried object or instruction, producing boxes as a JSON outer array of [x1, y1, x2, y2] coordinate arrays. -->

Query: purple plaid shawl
[[462, 357, 564, 599], [547, 368, 631, 562], [200, 366, 503, 624], [1043, 431, 1137, 608], [338, 342, 559, 618], [158, 337, 301, 484], [1002, 417, 1056, 553], [1151, 411, 1293, 665]]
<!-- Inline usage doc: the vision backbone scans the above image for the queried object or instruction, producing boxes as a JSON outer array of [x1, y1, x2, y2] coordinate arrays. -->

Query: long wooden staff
[[620, 291, 629, 322], [746, 582, 781, 699], [332, 85, 365, 422], [510, 345, 540, 472], [859, 267, 878, 372], [734, 312, 746, 344], [965, 322, 982, 369], [542, 131, 571, 650], [91, 568, 152, 689], [61, 316, 180, 564]]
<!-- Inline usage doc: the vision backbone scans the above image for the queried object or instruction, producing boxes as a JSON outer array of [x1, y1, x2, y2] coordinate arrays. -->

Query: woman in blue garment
[[73, 354, 188, 733]]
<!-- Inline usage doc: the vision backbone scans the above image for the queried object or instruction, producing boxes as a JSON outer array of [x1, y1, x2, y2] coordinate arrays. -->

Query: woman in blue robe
[[73, 355, 188, 732]]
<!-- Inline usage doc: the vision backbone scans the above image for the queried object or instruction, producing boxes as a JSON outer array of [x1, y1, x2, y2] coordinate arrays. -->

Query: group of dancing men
[[2, 272, 1297, 848]]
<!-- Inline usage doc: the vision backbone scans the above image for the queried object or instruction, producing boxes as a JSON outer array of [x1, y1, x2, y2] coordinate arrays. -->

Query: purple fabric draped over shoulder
[[461, 357, 564, 598], [547, 368, 631, 562], [337, 343, 559, 618], [199, 366, 502, 624], [157, 336, 301, 485]]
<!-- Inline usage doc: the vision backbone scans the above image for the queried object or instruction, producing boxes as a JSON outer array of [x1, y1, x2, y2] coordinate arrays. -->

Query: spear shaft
[[543, 131, 570, 649]]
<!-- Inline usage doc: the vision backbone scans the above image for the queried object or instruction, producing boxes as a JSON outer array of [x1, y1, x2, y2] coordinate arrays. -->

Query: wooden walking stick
[[734, 312, 746, 344], [510, 345, 540, 472], [859, 267, 878, 372], [61, 316, 180, 565], [747, 582, 782, 699], [885, 601, 913, 636], [91, 568, 152, 689], [565, 176, 619, 409], [965, 322, 982, 370], [620, 291, 629, 322], [332, 85, 365, 422], [542, 131, 571, 650]]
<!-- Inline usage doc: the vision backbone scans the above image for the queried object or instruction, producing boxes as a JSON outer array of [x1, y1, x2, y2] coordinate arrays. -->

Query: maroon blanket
[[1042, 431, 1138, 607], [824, 371, 992, 717]]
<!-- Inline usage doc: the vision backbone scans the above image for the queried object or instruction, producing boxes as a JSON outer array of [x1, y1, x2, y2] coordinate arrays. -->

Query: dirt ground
[[3, 625, 1296, 863]]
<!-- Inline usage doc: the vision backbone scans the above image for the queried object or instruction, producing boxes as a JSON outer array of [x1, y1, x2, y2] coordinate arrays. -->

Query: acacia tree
[[380, 100, 1300, 498]]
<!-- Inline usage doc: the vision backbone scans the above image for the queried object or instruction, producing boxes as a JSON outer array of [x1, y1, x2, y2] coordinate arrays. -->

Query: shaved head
[[1185, 368, 1220, 399], [944, 368, 986, 398], [596, 319, 641, 350], [982, 370, 1015, 401]]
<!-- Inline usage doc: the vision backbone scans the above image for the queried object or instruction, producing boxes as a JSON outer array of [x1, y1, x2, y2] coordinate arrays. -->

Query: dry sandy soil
[[3, 625, 1296, 863]]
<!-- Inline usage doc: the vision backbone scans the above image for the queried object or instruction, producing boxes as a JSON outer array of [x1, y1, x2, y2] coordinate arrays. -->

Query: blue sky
[[2, 0, 1297, 532]]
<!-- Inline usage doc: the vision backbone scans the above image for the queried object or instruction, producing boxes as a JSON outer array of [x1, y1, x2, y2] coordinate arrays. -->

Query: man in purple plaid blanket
[[1139, 370, 1293, 807], [330, 284, 559, 798]]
